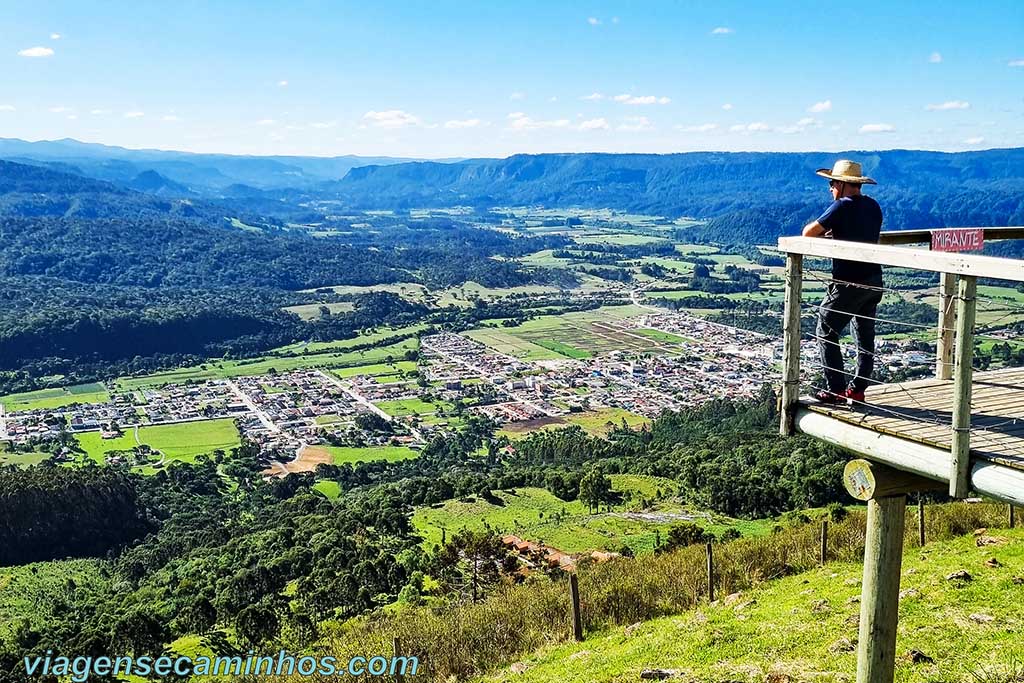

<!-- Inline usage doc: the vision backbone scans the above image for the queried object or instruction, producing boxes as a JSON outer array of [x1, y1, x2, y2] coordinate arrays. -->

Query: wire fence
[[794, 265, 1024, 457]]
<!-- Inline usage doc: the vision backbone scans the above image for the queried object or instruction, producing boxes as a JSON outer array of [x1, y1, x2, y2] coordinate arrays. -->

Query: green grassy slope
[[481, 529, 1024, 683]]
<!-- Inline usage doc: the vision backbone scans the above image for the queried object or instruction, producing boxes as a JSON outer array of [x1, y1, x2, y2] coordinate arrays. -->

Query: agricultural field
[[489, 307, 668, 358], [0, 382, 109, 411], [575, 233, 670, 246], [376, 397, 451, 417], [74, 418, 241, 467], [114, 338, 418, 390], [412, 475, 769, 555], [321, 445, 419, 465], [332, 360, 417, 378], [463, 328, 566, 362], [282, 301, 355, 320], [0, 446, 50, 467], [499, 408, 650, 440]]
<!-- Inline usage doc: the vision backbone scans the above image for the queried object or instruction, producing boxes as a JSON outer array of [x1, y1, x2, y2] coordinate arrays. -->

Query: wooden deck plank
[[798, 367, 1024, 472]]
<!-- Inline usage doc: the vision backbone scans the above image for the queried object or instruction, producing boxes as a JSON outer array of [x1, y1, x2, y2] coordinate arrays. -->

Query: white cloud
[[721, 103, 733, 111], [1009, 59, 1024, 67], [509, 91, 526, 100], [587, 17, 600, 25], [578, 117, 609, 131], [711, 27, 733, 35], [729, 122, 771, 133], [310, 121, 336, 129], [161, 115, 180, 122], [925, 100, 970, 111], [0, 105, 15, 112], [612, 16, 619, 24], [549, 96, 558, 102], [963, 136, 985, 145], [675, 123, 718, 133], [363, 109, 421, 128], [444, 118, 481, 129], [277, 80, 289, 87], [50, 33, 61, 40], [796, 117, 817, 127], [618, 116, 652, 132], [507, 112, 570, 130], [613, 94, 671, 105], [66, 114, 77, 120], [256, 118, 277, 126], [929, 52, 942, 63], [123, 111, 145, 118], [90, 108, 111, 115], [807, 100, 832, 113], [48, 106, 69, 113], [859, 123, 895, 134], [581, 92, 605, 101], [18, 46, 54, 57]]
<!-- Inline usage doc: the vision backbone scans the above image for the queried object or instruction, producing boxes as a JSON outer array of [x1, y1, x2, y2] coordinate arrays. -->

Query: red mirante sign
[[931, 228, 984, 252]]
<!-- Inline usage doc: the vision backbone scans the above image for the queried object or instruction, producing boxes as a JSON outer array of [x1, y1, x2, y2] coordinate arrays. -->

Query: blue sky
[[3, 0, 1022, 157]]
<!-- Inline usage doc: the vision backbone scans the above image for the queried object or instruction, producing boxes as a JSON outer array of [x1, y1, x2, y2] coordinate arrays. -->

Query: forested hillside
[[0, 160, 568, 390]]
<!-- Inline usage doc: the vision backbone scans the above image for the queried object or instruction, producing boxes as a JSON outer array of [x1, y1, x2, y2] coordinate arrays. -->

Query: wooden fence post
[[393, 637, 404, 683], [950, 275, 977, 498], [706, 542, 715, 603], [1010, 505, 1016, 529], [917, 498, 926, 547], [820, 519, 829, 565], [779, 253, 804, 436], [569, 573, 583, 642], [936, 272, 957, 381]]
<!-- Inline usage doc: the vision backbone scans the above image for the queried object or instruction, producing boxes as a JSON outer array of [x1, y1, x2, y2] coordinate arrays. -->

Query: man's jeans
[[817, 275, 884, 393]]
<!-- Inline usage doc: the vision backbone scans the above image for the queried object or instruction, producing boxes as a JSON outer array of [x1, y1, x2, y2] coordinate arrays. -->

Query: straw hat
[[815, 159, 877, 185]]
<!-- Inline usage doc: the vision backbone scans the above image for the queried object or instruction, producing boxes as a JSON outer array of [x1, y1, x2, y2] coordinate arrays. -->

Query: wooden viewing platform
[[777, 227, 1023, 683], [799, 366, 1024, 498]]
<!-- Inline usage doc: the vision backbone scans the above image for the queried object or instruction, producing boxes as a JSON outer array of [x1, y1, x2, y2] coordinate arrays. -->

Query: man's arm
[[802, 220, 827, 237]]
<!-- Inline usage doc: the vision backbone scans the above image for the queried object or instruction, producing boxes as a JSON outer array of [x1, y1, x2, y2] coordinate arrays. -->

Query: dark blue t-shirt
[[816, 195, 883, 283]]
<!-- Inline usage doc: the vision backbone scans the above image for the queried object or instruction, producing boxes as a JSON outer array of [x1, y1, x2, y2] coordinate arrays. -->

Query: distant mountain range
[[0, 137, 463, 195], [1, 139, 1022, 240], [330, 148, 1024, 239]]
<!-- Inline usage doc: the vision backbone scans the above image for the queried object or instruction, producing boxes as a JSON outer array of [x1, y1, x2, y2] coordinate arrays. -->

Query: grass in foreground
[[481, 528, 1024, 683], [302, 503, 1013, 683]]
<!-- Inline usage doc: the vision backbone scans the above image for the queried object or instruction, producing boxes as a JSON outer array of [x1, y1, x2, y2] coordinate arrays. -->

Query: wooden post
[[1010, 505, 1016, 529], [569, 573, 583, 642], [393, 637, 404, 683], [917, 498, 926, 547], [950, 275, 977, 498], [856, 495, 907, 683], [936, 272, 957, 381], [780, 253, 804, 436], [705, 542, 715, 603], [820, 519, 828, 565]]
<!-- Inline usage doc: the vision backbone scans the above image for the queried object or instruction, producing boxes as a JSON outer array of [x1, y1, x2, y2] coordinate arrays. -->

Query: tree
[[111, 607, 170, 657], [579, 467, 612, 514], [235, 602, 280, 647]]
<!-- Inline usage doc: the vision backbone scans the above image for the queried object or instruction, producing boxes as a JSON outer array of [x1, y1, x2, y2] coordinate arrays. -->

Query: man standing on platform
[[801, 159, 883, 405]]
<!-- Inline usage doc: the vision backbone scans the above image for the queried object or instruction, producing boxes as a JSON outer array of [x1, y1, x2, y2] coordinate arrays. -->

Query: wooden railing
[[776, 230, 1024, 498]]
